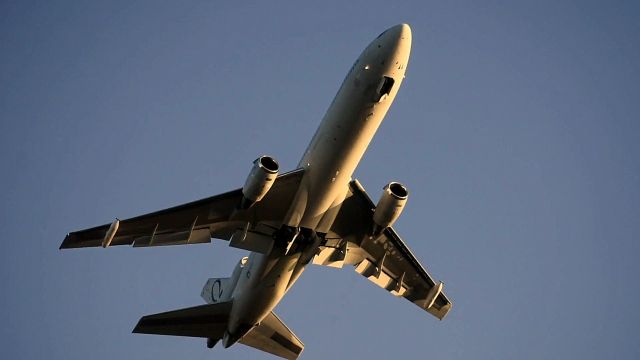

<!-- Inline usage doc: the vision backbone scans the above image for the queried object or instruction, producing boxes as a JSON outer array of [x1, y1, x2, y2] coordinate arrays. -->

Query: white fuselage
[[223, 24, 412, 346]]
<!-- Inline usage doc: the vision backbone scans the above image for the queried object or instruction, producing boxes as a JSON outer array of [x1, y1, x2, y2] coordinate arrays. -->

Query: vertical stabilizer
[[201, 256, 248, 304], [201, 277, 233, 304]]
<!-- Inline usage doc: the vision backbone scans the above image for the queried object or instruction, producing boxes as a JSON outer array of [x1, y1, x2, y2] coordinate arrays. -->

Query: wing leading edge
[[317, 179, 452, 320]]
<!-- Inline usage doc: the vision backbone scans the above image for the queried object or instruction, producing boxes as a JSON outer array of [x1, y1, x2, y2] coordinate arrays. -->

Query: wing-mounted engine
[[239, 156, 279, 209], [372, 182, 408, 235]]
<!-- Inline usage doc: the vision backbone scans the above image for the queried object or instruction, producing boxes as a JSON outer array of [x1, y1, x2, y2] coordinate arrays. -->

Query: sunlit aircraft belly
[[226, 24, 412, 344], [287, 24, 412, 231]]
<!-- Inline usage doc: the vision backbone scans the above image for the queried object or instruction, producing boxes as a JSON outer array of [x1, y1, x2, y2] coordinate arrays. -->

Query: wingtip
[[131, 317, 145, 334], [59, 233, 71, 250]]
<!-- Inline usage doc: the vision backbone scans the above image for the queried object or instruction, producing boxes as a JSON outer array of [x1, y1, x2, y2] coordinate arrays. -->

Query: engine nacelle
[[240, 155, 279, 209], [373, 182, 409, 231]]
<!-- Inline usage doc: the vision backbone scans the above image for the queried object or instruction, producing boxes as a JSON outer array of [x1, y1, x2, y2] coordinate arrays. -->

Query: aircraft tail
[[133, 303, 303, 359], [132, 300, 232, 339], [201, 277, 234, 304], [240, 311, 304, 360], [200, 256, 248, 304]]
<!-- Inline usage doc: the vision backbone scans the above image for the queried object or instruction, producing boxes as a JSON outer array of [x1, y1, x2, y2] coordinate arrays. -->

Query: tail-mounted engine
[[201, 256, 248, 304], [240, 156, 279, 209], [372, 182, 408, 233]]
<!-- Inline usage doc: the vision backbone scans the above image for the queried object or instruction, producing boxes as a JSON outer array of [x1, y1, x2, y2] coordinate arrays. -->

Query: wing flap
[[353, 258, 409, 296], [131, 228, 212, 247]]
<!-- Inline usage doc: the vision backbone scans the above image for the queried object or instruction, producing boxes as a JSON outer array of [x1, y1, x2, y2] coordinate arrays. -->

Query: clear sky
[[1, 1, 639, 359]]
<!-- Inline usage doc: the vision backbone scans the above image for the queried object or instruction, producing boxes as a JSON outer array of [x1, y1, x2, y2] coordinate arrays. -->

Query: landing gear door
[[374, 76, 395, 102]]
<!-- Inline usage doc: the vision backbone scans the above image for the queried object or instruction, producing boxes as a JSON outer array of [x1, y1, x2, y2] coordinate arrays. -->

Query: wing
[[315, 179, 452, 320], [60, 169, 305, 249]]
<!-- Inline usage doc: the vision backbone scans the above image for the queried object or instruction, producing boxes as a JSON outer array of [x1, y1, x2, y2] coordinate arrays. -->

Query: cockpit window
[[374, 76, 395, 102]]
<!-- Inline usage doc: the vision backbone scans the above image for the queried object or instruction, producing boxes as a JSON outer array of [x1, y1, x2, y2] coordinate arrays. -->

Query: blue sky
[[1, 1, 639, 359]]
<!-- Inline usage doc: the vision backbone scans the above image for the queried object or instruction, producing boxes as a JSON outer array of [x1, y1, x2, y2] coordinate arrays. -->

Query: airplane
[[60, 23, 452, 359]]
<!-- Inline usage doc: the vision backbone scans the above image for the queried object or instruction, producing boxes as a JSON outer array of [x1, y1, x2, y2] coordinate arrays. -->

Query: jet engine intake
[[240, 156, 279, 209], [372, 182, 408, 231]]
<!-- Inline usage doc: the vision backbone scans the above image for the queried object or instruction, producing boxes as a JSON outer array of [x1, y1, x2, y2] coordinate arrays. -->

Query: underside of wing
[[240, 311, 304, 360], [132, 301, 232, 338], [60, 169, 305, 249], [320, 179, 452, 320]]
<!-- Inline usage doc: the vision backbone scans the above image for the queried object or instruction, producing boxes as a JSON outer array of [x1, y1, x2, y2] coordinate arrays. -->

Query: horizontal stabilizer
[[240, 311, 304, 360], [132, 301, 232, 339]]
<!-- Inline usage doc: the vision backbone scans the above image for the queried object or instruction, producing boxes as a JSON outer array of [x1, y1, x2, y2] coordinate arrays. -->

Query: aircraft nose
[[377, 23, 412, 57], [387, 23, 412, 42], [383, 24, 411, 44], [360, 23, 412, 77], [378, 23, 411, 66]]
